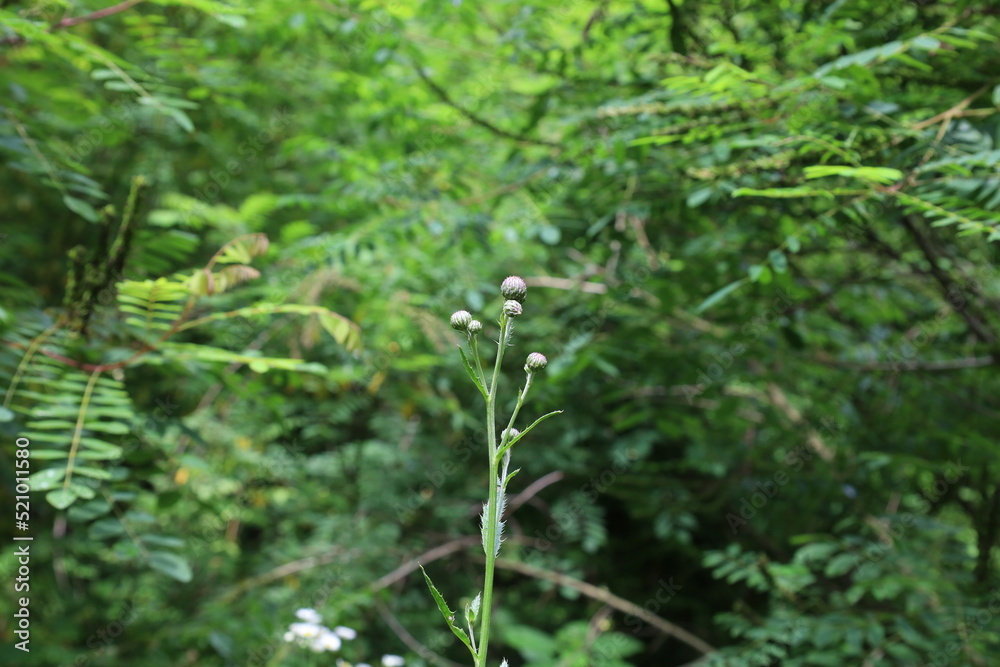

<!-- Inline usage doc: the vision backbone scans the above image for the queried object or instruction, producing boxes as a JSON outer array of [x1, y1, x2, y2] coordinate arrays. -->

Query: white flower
[[312, 629, 342, 652], [321, 630, 343, 651], [289, 622, 323, 639], [382, 655, 405, 667], [295, 608, 323, 624], [283, 631, 295, 642], [334, 625, 358, 640]]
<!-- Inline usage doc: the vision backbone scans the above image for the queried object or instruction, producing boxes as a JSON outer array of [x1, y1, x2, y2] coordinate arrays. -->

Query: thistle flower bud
[[501, 275, 528, 302], [502, 300, 523, 317], [524, 352, 547, 373], [467, 319, 483, 335], [450, 310, 473, 331]]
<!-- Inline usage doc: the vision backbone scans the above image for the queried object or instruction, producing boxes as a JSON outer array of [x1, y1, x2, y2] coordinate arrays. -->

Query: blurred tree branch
[[1, 0, 146, 47]]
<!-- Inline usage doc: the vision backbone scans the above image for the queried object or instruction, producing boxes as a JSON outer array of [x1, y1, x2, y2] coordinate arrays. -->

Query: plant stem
[[502, 375, 534, 448], [471, 335, 488, 387], [477, 315, 511, 667]]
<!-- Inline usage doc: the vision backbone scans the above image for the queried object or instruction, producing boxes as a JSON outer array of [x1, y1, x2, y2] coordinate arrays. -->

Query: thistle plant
[[421, 276, 561, 667]]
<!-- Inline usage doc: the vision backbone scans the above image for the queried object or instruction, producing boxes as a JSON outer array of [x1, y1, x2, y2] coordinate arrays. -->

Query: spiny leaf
[[419, 565, 475, 658], [458, 345, 488, 400], [480, 501, 490, 555], [465, 592, 482, 626]]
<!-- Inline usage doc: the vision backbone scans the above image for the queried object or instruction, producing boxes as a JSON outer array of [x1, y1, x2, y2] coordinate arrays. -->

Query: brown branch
[[763, 381, 834, 461], [911, 84, 991, 131], [370, 536, 715, 656], [505, 470, 565, 515], [488, 557, 716, 656], [412, 65, 559, 148], [370, 536, 481, 592], [375, 601, 464, 667], [811, 353, 994, 372], [218, 547, 349, 604], [898, 215, 997, 345], [1, 0, 146, 47], [523, 276, 609, 294]]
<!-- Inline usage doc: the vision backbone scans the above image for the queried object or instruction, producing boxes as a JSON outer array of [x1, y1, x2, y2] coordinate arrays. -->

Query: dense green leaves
[[2, 0, 999, 665]]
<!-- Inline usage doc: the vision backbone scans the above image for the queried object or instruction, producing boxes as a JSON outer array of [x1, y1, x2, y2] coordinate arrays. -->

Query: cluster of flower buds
[[450, 310, 473, 331], [450, 277, 549, 377]]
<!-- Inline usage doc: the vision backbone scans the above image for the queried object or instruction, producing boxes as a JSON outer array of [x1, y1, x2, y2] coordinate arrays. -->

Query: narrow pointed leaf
[[458, 346, 488, 400], [419, 565, 476, 657], [497, 410, 563, 459], [695, 277, 748, 314]]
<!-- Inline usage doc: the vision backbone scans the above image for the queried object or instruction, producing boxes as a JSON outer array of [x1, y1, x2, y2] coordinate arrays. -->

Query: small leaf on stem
[[419, 565, 477, 658], [458, 346, 488, 399]]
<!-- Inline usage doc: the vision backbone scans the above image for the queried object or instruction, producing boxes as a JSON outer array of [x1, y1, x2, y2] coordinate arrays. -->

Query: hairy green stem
[[502, 374, 535, 448], [477, 314, 511, 667]]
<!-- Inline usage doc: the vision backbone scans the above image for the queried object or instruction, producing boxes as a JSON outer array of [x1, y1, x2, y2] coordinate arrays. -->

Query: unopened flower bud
[[501, 276, 528, 303], [450, 310, 473, 331], [524, 352, 547, 372], [467, 319, 483, 335], [503, 300, 522, 317], [502, 427, 520, 442]]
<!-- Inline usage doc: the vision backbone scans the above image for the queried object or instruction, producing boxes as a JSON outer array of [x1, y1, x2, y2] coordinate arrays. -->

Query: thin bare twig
[[505, 471, 565, 515], [371, 536, 480, 592], [488, 558, 716, 656], [412, 65, 559, 148], [811, 353, 994, 372], [523, 276, 609, 294], [219, 548, 349, 604], [376, 601, 465, 667], [1, 0, 146, 47]]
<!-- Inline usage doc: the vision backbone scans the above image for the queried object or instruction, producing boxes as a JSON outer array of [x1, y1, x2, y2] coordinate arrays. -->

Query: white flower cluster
[[335, 654, 405, 667], [283, 608, 405, 667]]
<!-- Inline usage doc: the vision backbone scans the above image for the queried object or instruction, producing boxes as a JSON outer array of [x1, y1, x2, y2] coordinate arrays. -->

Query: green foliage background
[[1, 0, 999, 665]]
